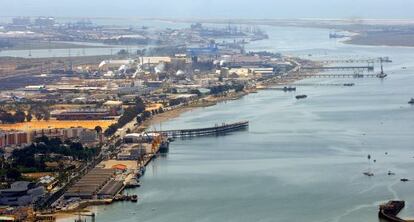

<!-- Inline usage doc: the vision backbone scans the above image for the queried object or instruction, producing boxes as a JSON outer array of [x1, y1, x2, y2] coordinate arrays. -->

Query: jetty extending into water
[[147, 121, 249, 138], [281, 73, 382, 78], [319, 57, 392, 64], [301, 65, 374, 72]]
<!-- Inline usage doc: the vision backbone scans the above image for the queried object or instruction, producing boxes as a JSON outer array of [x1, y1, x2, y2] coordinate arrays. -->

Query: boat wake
[[387, 181, 400, 200]]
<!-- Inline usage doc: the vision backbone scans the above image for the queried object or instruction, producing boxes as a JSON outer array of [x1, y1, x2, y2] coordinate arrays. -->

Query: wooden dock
[[147, 121, 249, 138]]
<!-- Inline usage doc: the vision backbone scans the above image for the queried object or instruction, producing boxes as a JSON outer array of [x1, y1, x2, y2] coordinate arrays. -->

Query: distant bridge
[[148, 121, 249, 138]]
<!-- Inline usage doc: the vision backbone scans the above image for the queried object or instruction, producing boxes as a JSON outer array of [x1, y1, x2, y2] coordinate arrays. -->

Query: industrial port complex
[[0, 17, 294, 221], [0, 16, 407, 222]]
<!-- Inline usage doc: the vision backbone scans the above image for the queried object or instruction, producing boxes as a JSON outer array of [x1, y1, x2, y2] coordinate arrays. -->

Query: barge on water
[[378, 200, 407, 222]]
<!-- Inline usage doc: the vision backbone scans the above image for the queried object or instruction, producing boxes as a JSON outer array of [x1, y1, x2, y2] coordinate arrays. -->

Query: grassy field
[[0, 119, 116, 131]]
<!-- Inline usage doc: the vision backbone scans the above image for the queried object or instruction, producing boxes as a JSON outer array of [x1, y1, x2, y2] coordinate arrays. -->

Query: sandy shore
[[135, 91, 250, 132]]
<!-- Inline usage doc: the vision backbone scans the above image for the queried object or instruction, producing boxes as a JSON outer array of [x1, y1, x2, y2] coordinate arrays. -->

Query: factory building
[[0, 181, 45, 206], [64, 168, 116, 199], [0, 128, 100, 149], [0, 131, 29, 148]]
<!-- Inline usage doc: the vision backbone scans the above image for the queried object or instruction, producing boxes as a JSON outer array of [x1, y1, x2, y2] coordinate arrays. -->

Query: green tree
[[136, 116, 143, 124], [35, 112, 43, 121], [94, 126, 103, 134], [26, 112, 33, 122], [6, 168, 21, 180], [142, 111, 152, 119], [104, 124, 119, 137], [14, 110, 26, 122], [44, 111, 51, 121]]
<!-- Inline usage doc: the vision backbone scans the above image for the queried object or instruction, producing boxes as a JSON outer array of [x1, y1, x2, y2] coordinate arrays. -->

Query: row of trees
[[11, 136, 97, 172], [0, 106, 51, 124], [104, 97, 146, 137], [136, 107, 165, 125], [0, 109, 26, 123], [209, 83, 245, 95]]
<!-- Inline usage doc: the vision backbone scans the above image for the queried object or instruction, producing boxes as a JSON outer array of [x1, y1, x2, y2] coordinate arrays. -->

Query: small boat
[[159, 141, 170, 154], [125, 178, 141, 188], [408, 98, 414, 104], [400, 178, 409, 182], [387, 171, 395, 176], [139, 166, 146, 176], [402, 67, 407, 69], [377, 62, 387, 78], [131, 195, 138, 202], [296, 95, 307, 99], [329, 33, 347, 39], [283, 86, 296, 91], [377, 73, 387, 78], [343, 83, 355, 87], [363, 172, 374, 177]]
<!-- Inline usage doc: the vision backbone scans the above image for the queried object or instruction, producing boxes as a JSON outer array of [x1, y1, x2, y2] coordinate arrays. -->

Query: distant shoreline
[[0, 40, 110, 51], [343, 31, 414, 47], [159, 18, 414, 48]]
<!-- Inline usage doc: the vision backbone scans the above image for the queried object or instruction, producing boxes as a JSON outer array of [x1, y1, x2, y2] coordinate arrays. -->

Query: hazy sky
[[3, 0, 414, 19]]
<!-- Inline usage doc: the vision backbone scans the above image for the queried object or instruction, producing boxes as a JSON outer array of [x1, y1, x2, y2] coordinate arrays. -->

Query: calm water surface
[[60, 25, 414, 222]]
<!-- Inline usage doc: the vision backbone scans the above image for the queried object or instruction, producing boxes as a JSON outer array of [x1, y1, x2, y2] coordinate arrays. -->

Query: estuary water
[[60, 25, 414, 222]]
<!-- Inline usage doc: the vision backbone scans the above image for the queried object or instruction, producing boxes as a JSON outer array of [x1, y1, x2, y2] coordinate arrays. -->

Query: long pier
[[318, 57, 392, 64], [282, 73, 380, 79], [301, 65, 374, 71], [148, 121, 249, 138]]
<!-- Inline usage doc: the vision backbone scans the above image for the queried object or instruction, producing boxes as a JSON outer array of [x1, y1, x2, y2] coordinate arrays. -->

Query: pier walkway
[[147, 121, 249, 138], [301, 65, 374, 71], [282, 73, 381, 79], [318, 57, 392, 64]]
